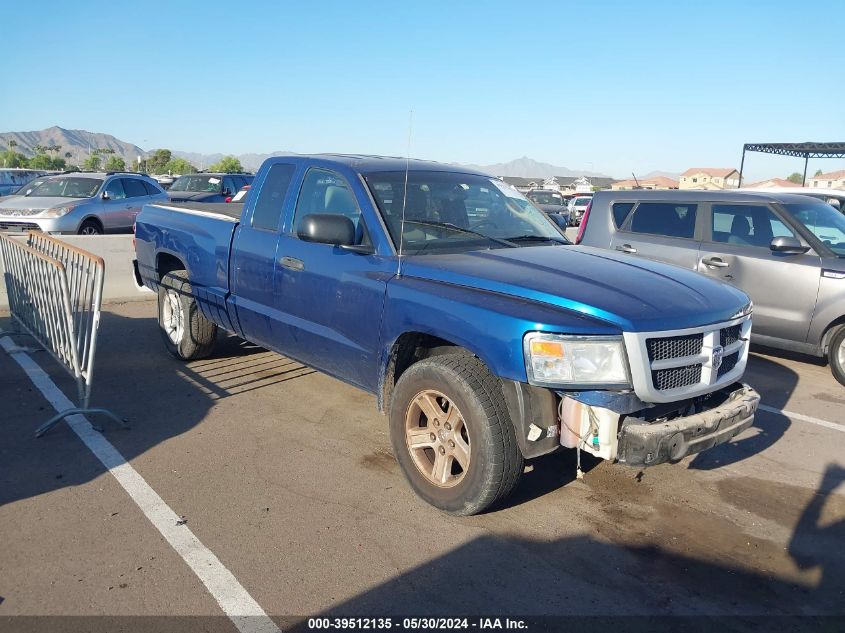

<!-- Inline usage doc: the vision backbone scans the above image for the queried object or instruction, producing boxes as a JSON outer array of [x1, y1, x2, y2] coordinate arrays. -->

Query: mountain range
[[0, 126, 145, 164], [0, 126, 615, 178]]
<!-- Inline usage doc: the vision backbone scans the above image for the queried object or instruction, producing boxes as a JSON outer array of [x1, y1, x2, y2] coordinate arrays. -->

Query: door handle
[[280, 256, 304, 271], [616, 244, 637, 254], [702, 257, 729, 268]]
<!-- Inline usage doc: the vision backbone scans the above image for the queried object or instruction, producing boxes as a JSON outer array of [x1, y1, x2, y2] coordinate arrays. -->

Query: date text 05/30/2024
[[307, 618, 528, 630]]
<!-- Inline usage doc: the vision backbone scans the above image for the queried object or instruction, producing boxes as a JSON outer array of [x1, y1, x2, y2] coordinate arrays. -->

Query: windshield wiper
[[403, 220, 518, 248], [502, 234, 568, 245]]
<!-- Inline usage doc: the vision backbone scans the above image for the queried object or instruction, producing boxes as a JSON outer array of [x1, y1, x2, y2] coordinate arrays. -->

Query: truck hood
[[168, 192, 221, 202], [401, 245, 750, 332]]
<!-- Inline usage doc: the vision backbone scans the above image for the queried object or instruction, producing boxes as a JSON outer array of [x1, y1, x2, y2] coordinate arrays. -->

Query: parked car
[[0, 168, 57, 196], [568, 194, 593, 226], [167, 173, 253, 203], [0, 172, 167, 234], [526, 189, 571, 226], [135, 155, 759, 515], [230, 184, 250, 203], [579, 189, 845, 384], [741, 186, 845, 212], [0, 175, 56, 202]]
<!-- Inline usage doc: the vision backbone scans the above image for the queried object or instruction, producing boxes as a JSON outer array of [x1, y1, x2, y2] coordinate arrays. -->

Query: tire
[[828, 326, 845, 387], [78, 219, 103, 235], [158, 270, 217, 360], [389, 354, 523, 515]]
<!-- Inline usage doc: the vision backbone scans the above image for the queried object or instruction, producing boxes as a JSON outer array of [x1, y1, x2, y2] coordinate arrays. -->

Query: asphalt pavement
[[1, 299, 843, 629]]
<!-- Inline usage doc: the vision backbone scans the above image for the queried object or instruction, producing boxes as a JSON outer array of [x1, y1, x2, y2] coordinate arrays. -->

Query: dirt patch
[[360, 448, 397, 473]]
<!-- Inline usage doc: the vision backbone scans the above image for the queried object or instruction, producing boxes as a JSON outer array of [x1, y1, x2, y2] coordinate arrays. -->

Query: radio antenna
[[397, 109, 413, 278]]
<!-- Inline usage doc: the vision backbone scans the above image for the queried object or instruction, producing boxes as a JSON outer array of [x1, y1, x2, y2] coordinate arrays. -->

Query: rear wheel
[[828, 326, 845, 387], [389, 354, 523, 515], [158, 270, 217, 360]]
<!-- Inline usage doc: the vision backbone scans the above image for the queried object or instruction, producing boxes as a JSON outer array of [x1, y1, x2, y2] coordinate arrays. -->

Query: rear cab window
[[251, 163, 296, 231], [612, 202, 635, 227]]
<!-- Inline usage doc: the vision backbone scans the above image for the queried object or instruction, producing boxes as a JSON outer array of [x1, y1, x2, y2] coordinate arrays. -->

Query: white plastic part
[[559, 397, 621, 461]]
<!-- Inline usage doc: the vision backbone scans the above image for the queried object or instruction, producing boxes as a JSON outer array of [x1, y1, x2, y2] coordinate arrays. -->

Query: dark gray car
[[579, 189, 845, 385]]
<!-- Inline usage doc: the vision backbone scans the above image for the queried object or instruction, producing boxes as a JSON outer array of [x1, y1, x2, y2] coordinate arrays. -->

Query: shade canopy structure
[[739, 142, 845, 186]]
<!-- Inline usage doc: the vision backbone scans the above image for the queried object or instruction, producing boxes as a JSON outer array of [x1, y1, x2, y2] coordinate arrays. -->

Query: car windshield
[[169, 175, 223, 193], [27, 177, 102, 198], [16, 178, 52, 195], [572, 197, 591, 206], [529, 191, 564, 205], [783, 202, 845, 257], [365, 171, 566, 255]]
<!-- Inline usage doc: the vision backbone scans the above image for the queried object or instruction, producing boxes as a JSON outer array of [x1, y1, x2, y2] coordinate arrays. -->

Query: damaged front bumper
[[617, 383, 760, 466]]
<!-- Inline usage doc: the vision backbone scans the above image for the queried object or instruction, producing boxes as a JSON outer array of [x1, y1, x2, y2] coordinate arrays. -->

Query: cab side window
[[103, 179, 126, 200], [293, 168, 369, 245], [628, 202, 698, 239], [251, 163, 296, 231], [711, 204, 795, 248]]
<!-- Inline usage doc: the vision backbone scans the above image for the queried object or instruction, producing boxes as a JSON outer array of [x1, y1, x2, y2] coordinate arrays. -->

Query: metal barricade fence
[[0, 232, 125, 437]]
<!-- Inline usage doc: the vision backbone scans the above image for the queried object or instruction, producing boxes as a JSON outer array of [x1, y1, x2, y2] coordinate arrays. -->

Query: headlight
[[524, 333, 630, 388], [40, 205, 76, 218]]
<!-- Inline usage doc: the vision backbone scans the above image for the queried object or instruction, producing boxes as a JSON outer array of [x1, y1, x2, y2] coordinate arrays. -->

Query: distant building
[[679, 168, 740, 190], [744, 177, 801, 189], [611, 176, 679, 191], [808, 170, 845, 189], [500, 175, 616, 193]]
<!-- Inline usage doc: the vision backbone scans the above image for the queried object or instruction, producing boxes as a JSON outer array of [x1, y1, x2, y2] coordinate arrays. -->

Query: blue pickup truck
[[135, 155, 760, 515]]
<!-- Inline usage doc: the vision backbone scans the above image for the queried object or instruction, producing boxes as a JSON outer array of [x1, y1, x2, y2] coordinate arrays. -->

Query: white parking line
[[0, 336, 281, 633], [758, 403, 844, 433]]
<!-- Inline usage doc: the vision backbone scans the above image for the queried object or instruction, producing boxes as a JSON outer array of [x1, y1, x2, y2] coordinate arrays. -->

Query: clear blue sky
[[3, 0, 843, 179]]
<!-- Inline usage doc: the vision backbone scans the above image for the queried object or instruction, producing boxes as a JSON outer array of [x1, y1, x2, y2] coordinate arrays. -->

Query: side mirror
[[101, 191, 110, 201], [297, 213, 356, 247], [770, 236, 810, 254]]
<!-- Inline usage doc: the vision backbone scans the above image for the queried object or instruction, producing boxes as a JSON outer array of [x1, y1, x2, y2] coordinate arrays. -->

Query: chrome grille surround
[[622, 315, 752, 403]]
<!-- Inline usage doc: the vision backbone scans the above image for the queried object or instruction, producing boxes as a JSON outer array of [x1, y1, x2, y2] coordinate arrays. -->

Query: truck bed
[[154, 201, 244, 220]]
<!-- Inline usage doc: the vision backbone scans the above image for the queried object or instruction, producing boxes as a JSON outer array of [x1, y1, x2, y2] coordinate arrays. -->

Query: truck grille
[[652, 363, 703, 390], [720, 325, 742, 347], [717, 351, 740, 378], [624, 315, 752, 402], [646, 333, 703, 361]]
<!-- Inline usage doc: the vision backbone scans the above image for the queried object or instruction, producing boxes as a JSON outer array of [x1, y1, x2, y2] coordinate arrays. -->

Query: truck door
[[272, 166, 393, 391], [610, 201, 702, 269], [229, 162, 298, 348], [698, 202, 820, 343]]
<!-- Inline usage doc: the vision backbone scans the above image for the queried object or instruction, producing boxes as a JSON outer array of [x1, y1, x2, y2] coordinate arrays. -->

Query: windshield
[[572, 197, 592, 207], [364, 171, 566, 255], [169, 175, 223, 193], [16, 178, 52, 195], [783, 202, 845, 257], [529, 191, 564, 205], [27, 177, 102, 199]]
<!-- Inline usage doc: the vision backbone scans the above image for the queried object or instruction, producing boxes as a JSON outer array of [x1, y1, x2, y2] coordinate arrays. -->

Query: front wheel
[[158, 271, 218, 360], [78, 219, 103, 235], [828, 326, 845, 387], [389, 354, 523, 515]]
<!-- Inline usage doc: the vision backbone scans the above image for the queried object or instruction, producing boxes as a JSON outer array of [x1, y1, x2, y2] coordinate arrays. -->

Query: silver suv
[[578, 190, 845, 385], [0, 172, 168, 235]]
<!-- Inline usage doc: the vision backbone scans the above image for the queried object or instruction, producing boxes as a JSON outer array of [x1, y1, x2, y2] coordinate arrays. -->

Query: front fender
[[379, 276, 620, 387]]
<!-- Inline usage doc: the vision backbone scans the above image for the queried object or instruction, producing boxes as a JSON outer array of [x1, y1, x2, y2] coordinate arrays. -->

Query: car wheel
[[389, 353, 523, 515], [158, 271, 217, 360], [78, 219, 103, 235], [828, 326, 845, 387]]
